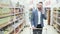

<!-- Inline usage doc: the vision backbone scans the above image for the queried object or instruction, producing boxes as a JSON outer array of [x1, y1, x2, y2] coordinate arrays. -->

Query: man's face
[[37, 3, 43, 9]]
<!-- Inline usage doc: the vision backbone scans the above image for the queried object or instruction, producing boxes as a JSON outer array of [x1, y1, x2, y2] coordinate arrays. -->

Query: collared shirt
[[38, 10, 41, 24]]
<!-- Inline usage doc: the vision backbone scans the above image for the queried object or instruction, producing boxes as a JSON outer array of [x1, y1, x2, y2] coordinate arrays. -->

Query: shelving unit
[[0, 0, 26, 34], [52, 7, 60, 34]]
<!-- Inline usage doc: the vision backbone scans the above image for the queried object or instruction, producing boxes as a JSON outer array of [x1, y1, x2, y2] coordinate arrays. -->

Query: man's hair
[[39, 2, 43, 4], [37, 2, 43, 5]]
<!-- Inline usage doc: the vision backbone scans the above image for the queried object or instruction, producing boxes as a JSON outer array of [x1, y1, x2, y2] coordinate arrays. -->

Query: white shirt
[[38, 10, 41, 24], [32, 10, 41, 27]]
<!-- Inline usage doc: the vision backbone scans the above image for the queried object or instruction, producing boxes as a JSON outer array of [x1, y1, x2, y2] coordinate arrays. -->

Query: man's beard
[[38, 8, 42, 10]]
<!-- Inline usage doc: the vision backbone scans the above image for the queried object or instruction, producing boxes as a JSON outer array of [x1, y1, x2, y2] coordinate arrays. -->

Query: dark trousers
[[36, 24, 42, 28], [33, 24, 42, 34]]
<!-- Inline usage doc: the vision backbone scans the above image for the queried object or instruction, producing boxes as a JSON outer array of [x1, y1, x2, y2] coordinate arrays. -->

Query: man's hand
[[30, 25, 36, 29], [31, 26, 36, 29]]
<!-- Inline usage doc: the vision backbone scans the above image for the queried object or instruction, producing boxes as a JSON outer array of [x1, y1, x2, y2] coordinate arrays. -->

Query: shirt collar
[[37, 8, 42, 13]]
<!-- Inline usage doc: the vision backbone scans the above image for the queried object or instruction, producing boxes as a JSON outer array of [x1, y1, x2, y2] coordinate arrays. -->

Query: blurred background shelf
[[52, 7, 60, 34], [0, 0, 25, 34]]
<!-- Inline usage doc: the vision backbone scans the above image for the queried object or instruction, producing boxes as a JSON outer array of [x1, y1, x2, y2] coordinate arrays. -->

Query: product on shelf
[[57, 25, 60, 30], [4, 31, 8, 34], [54, 17, 56, 20], [57, 18, 60, 23], [0, 8, 11, 17], [10, 8, 14, 15], [10, 16, 14, 21], [10, 31, 14, 34], [13, 16, 18, 22], [15, 28, 19, 33], [14, 8, 20, 15], [3, 24, 14, 34], [0, 17, 12, 25]]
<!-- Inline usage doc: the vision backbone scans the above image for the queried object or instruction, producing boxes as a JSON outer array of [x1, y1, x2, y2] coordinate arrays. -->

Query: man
[[31, 2, 46, 29]]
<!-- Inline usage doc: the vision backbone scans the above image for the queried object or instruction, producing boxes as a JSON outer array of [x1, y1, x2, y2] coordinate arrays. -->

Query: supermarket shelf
[[2, 19, 24, 34], [0, 5, 10, 8], [5, 12, 23, 16], [12, 19, 24, 29], [0, 6, 22, 8], [53, 16, 60, 19], [14, 12, 23, 15], [0, 21, 13, 29], [0, 18, 19, 29], [16, 19, 25, 34], [57, 17, 60, 19], [53, 19, 60, 26], [0, 1, 25, 34], [8, 19, 24, 34], [55, 27, 60, 32], [53, 12, 57, 13], [53, 24, 60, 32], [16, 29, 21, 34], [53, 12, 60, 14], [0, 14, 14, 19], [6, 28, 14, 34], [52, 7, 60, 33], [53, 15, 57, 18], [56, 22, 60, 26], [16, 27, 24, 34]]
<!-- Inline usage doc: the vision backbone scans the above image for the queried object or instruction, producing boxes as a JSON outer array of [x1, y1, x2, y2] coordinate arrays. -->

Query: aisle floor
[[20, 20, 58, 34], [20, 27, 32, 34]]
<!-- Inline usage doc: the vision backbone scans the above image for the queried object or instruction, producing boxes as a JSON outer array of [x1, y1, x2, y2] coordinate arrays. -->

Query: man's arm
[[31, 11, 35, 27], [42, 14, 46, 20], [42, 9, 47, 20], [43, 14, 46, 20]]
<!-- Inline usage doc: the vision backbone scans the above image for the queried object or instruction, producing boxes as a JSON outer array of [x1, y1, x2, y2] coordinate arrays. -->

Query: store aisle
[[20, 27, 33, 34], [19, 20, 59, 34], [20, 26, 59, 34], [42, 25, 59, 34], [19, 20, 47, 34]]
